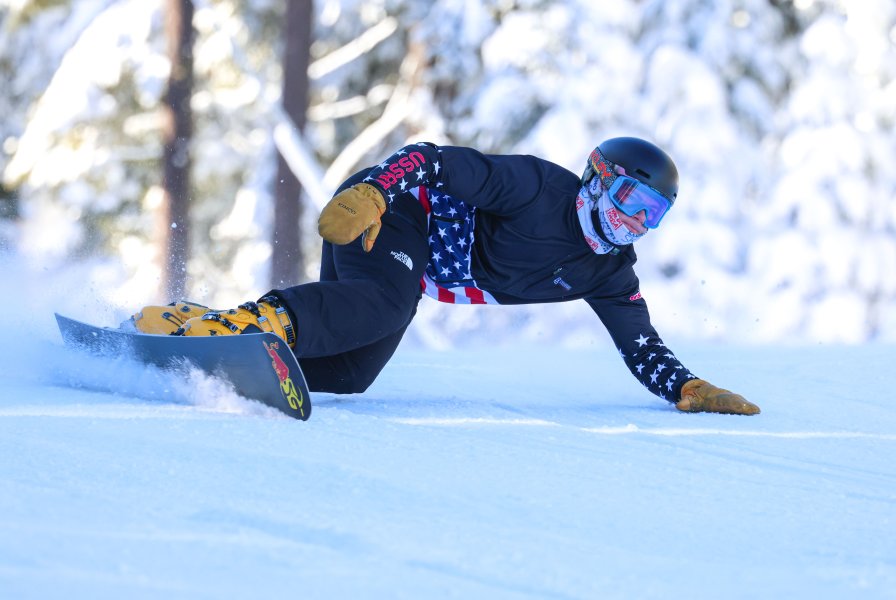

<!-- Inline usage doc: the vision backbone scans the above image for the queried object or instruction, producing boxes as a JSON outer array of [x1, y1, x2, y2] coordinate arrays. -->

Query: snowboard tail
[[55, 314, 311, 420]]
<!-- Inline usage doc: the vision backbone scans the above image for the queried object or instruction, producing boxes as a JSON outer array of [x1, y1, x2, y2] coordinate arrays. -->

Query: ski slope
[[1, 323, 894, 599]]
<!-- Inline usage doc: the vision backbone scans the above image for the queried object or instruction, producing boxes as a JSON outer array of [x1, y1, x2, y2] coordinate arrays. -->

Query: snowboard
[[55, 314, 311, 421]]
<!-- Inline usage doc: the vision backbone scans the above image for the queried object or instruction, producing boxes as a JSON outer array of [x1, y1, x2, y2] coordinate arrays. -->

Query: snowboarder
[[132, 138, 760, 415]]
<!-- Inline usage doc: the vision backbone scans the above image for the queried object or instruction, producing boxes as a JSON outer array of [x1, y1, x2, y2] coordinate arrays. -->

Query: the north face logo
[[390, 251, 413, 271]]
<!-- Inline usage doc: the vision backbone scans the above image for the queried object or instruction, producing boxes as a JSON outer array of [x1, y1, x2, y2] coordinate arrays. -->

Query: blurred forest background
[[1, 0, 894, 347]]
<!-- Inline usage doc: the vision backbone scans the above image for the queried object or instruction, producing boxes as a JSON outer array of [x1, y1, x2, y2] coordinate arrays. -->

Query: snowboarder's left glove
[[676, 379, 760, 415], [178, 296, 297, 347], [318, 183, 387, 252]]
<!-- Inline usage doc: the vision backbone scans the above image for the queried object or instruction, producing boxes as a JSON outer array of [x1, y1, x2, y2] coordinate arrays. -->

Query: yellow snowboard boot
[[130, 301, 211, 335], [177, 295, 297, 347]]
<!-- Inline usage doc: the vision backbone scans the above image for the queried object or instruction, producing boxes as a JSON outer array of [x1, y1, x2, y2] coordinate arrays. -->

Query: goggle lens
[[608, 176, 671, 229]]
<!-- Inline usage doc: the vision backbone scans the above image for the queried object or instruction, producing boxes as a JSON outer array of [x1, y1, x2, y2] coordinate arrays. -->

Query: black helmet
[[583, 137, 679, 202]]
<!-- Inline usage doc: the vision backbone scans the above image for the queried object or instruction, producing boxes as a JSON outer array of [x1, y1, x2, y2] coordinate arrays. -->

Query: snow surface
[[2, 2, 896, 596], [1, 268, 895, 599]]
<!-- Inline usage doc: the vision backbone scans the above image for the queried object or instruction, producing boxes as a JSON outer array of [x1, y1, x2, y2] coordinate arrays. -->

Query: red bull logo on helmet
[[590, 149, 615, 180], [263, 340, 305, 418]]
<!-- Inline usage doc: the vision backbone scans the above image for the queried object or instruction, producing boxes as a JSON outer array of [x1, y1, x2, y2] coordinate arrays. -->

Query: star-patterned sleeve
[[586, 292, 698, 403], [359, 143, 547, 216], [360, 142, 445, 207]]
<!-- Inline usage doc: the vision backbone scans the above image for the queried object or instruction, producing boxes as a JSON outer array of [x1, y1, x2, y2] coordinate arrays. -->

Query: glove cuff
[[354, 183, 387, 214], [679, 378, 707, 400]]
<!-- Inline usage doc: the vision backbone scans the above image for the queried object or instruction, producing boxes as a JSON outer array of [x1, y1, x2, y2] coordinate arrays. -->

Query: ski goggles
[[582, 147, 674, 229]]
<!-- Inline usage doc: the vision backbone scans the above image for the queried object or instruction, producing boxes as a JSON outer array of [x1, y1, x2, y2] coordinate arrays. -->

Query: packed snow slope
[[1, 315, 894, 599]]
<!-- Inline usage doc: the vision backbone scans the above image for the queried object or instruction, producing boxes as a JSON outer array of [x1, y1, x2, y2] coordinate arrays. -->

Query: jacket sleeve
[[360, 142, 551, 216], [586, 285, 698, 403]]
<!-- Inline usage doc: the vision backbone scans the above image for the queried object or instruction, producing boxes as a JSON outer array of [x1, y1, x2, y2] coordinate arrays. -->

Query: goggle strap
[[585, 147, 619, 191]]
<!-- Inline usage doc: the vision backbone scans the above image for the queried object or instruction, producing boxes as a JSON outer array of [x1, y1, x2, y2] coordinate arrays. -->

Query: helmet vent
[[635, 168, 651, 179]]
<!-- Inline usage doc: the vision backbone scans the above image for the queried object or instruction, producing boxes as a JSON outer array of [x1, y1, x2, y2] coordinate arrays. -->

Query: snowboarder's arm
[[319, 143, 557, 250], [586, 292, 697, 403], [586, 289, 759, 415], [359, 142, 546, 215]]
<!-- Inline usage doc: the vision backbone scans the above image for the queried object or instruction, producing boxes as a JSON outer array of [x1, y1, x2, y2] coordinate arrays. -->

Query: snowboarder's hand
[[676, 379, 760, 415], [318, 183, 387, 252]]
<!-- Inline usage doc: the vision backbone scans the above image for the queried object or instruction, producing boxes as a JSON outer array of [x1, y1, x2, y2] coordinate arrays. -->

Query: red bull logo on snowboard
[[263, 340, 305, 418]]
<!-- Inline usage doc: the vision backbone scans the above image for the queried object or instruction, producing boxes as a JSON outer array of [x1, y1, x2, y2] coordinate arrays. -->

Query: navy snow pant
[[270, 192, 429, 393]]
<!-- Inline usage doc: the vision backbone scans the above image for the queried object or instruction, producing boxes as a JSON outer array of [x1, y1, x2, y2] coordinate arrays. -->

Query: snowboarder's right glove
[[676, 379, 760, 415], [318, 183, 387, 252]]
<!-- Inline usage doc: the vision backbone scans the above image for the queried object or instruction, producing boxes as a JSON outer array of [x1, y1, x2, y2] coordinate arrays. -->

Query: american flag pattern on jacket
[[357, 141, 700, 402], [411, 186, 498, 305]]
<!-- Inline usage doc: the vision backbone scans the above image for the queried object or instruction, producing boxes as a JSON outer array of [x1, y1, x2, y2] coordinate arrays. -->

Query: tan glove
[[676, 379, 760, 415], [318, 183, 387, 252]]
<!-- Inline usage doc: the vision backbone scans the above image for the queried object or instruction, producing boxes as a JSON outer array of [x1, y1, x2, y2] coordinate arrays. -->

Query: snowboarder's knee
[[314, 374, 376, 395]]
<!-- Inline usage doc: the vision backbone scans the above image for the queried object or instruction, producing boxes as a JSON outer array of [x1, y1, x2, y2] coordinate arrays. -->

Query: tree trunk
[[271, 0, 312, 288], [161, 0, 194, 299]]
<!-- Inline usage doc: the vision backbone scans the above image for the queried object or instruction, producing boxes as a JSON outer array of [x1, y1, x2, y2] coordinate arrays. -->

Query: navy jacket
[[362, 143, 697, 402]]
